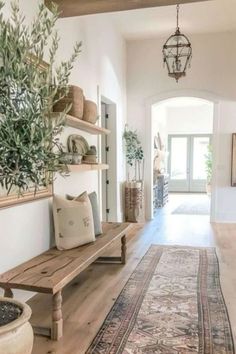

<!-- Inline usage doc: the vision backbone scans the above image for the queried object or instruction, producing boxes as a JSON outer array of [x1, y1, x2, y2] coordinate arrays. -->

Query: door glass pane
[[193, 137, 209, 180], [170, 137, 187, 180]]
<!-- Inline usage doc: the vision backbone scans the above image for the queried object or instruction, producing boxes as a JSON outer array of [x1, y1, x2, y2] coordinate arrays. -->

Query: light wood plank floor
[[29, 195, 236, 354]]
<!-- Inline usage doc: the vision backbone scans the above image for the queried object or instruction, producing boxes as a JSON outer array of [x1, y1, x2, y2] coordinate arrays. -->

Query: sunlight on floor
[[144, 193, 214, 247], [169, 193, 210, 215]]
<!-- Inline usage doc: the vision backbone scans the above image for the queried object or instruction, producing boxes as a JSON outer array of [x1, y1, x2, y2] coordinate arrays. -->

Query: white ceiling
[[109, 0, 236, 40]]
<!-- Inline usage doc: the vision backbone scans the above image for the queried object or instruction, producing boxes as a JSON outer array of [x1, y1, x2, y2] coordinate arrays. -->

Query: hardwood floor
[[29, 195, 236, 353]]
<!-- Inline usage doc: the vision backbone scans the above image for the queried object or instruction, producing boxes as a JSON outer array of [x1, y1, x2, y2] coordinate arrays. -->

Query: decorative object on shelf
[[0, 1, 81, 208], [83, 100, 98, 124], [0, 297, 33, 354], [123, 126, 145, 222], [83, 145, 97, 164], [65, 152, 73, 164], [53, 193, 95, 250], [60, 152, 83, 165], [231, 133, 236, 187], [154, 133, 162, 150], [153, 133, 166, 174], [72, 153, 83, 165], [153, 150, 165, 172], [153, 173, 169, 212], [205, 144, 213, 195], [66, 134, 89, 165], [53, 85, 84, 119], [67, 134, 89, 156], [163, 4, 192, 82]]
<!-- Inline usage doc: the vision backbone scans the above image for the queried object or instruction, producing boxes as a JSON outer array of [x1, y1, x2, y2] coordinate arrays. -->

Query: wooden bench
[[0, 222, 131, 341]]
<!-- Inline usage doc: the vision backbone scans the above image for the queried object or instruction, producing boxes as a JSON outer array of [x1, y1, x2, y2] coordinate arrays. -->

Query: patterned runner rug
[[87, 245, 235, 354]]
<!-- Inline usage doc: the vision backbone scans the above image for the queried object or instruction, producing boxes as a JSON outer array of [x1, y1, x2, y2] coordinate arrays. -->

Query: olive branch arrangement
[[0, 1, 81, 194]]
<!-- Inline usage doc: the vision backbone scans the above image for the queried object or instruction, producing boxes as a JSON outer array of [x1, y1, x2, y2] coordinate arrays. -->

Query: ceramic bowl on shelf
[[65, 153, 73, 164], [72, 154, 83, 165], [83, 154, 97, 164]]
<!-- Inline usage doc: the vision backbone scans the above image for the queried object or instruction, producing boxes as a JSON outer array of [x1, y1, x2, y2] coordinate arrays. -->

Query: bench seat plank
[[0, 222, 130, 294]]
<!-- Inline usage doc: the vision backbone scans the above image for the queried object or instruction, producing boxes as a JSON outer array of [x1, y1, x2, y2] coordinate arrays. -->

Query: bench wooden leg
[[4, 288, 13, 298], [121, 235, 127, 264], [51, 291, 63, 341], [33, 325, 51, 338], [95, 234, 127, 265]]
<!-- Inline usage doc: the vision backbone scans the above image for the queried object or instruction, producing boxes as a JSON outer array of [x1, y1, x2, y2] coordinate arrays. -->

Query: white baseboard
[[213, 213, 236, 224]]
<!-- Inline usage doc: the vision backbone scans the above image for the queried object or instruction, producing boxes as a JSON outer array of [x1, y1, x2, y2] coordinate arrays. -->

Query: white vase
[[0, 297, 33, 354]]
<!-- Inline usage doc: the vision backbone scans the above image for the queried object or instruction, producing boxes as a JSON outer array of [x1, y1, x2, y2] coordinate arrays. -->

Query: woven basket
[[124, 181, 145, 223], [53, 85, 84, 119], [83, 100, 98, 124]]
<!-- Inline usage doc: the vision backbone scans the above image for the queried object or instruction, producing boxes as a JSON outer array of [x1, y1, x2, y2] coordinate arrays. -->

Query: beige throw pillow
[[53, 193, 95, 250], [66, 191, 102, 236]]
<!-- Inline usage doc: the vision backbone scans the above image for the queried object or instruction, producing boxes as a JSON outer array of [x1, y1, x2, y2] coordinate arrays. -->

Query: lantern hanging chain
[[176, 4, 180, 31], [176, 4, 180, 66]]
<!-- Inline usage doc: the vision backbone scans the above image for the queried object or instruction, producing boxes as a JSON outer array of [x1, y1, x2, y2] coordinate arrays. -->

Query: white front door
[[168, 134, 211, 192]]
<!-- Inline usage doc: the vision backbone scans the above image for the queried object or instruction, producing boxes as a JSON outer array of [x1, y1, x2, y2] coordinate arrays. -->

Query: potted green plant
[[0, 2, 81, 353], [205, 144, 212, 196], [0, 297, 33, 354], [123, 126, 144, 182], [123, 126, 144, 222], [0, 0, 81, 195]]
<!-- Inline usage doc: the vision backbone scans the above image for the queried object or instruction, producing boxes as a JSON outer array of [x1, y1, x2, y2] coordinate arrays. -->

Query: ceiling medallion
[[163, 4, 192, 82]]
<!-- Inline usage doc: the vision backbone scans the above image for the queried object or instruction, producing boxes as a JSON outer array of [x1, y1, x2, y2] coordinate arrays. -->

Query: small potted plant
[[205, 144, 212, 196], [0, 297, 33, 354], [123, 126, 144, 182]]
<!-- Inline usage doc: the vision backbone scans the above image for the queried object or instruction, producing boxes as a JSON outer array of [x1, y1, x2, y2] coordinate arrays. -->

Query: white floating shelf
[[65, 163, 109, 172], [61, 114, 111, 135]]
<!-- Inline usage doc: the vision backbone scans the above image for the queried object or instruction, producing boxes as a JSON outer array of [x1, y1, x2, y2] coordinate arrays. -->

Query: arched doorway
[[145, 90, 220, 221]]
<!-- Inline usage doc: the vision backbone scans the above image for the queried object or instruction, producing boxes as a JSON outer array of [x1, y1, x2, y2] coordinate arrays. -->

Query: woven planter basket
[[83, 100, 98, 124], [53, 85, 84, 119], [124, 181, 145, 223]]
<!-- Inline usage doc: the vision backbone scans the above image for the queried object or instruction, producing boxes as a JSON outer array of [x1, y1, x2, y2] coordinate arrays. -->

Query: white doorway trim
[[145, 89, 221, 222], [98, 94, 118, 221]]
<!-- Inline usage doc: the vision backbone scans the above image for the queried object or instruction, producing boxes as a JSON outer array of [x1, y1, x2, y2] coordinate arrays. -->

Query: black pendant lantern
[[163, 4, 192, 82]]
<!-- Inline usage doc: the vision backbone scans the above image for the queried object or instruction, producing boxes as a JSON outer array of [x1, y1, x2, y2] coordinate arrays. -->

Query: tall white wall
[[0, 1, 126, 300], [54, 14, 127, 222], [214, 101, 236, 222], [127, 32, 236, 222]]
